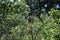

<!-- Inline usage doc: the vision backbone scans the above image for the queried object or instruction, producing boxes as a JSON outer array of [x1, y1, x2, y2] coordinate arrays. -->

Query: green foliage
[[0, 0, 60, 40]]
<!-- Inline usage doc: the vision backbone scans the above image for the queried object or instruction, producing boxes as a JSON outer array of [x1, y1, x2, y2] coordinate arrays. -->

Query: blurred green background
[[0, 0, 60, 40]]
